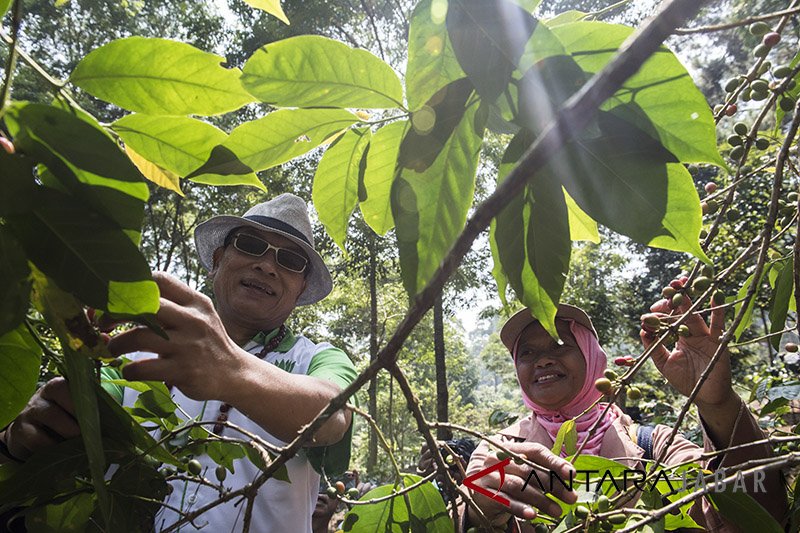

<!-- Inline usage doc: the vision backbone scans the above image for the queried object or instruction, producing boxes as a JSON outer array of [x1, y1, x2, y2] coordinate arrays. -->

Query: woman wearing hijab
[[463, 293, 787, 532]]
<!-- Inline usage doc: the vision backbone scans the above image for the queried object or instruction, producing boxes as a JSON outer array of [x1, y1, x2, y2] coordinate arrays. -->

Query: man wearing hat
[[0, 194, 357, 532]]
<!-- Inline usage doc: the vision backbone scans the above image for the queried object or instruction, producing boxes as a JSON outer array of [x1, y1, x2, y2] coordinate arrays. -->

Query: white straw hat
[[194, 193, 332, 305]]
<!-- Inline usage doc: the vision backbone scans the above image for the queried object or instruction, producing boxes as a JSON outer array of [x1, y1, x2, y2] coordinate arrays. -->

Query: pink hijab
[[513, 319, 620, 456]]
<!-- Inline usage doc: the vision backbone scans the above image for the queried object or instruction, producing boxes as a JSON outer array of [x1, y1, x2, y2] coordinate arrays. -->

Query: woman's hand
[[639, 281, 735, 409], [466, 442, 576, 528]]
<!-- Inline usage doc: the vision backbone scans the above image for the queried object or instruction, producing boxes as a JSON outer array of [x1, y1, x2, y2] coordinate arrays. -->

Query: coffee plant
[[1, 0, 800, 531]]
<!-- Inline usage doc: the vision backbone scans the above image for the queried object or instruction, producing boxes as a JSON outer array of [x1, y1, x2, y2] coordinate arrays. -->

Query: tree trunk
[[434, 294, 451, 440], [367, 231, 379, 472]]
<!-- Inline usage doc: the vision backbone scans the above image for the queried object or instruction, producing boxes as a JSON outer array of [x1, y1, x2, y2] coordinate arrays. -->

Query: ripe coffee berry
[[763, 32, 781, 47], [704, 182, 717, 194]]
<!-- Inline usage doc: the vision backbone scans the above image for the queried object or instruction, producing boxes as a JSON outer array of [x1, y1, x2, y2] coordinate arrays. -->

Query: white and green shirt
[[120, 328, 356, 533]]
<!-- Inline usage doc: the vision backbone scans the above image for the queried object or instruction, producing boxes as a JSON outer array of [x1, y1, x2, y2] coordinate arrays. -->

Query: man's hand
[[466, 442, 576, 527], [107, 272, 245, 402], [3, 377, 80, 461], [640, 285, 735, 409]]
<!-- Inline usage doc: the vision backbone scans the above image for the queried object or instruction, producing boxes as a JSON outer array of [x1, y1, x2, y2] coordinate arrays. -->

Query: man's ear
[[210, 247, 225, 276]]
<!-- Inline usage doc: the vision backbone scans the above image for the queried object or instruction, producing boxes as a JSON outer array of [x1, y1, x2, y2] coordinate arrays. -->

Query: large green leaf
[[313, 128, 371, 250], [6, 188, 159, 317], [0, 227, 31, 336], [360, 120, 408, 235], [491, 129, 571, 339], [341, 474, 451, 532], [70, 37, 254, 115], [0, 439, 89, 511], [769, 257, 794, 349], [544, 111, 708, 261], [550, 22, 724, 167], [446, 0, 536, 103], [242, 0, 289, 24], [102, 459, 169, 531], [5, 104, 148, 238], [0, 325, 41, 430], [406, 0, 466, 111], [188, 109, 359, 177], [0, 150, 37, 216], [564, 189, 598, 243], [397, 78, 474, 173], [25, 492, 95, 533], [708, 488, 784, 533], [63, 346, 111, 528], [242, 36, 403, 109], [392, 97, 484, 297], [111, 114, 263, 190]]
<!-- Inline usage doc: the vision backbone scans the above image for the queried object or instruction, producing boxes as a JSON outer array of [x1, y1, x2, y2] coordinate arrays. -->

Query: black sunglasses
[[229, 233, 309, 273]]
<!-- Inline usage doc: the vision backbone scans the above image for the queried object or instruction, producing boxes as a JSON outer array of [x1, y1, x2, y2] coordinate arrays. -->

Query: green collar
[[248, 326, 298, 353]]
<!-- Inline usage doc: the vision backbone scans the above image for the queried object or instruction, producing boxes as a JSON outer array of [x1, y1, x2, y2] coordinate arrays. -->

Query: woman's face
[[514, 319, 587, 411]]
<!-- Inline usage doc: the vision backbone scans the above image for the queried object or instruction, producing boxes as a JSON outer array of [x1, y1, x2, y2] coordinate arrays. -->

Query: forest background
[[2, 0, 800, 531]]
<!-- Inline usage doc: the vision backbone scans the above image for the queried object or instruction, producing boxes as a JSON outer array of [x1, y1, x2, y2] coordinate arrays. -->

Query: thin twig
[[674, 6, 800, 34], [0, 0, 22, 114]]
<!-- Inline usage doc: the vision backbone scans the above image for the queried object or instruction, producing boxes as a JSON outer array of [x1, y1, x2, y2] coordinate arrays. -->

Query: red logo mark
[[462, 457, 511, 507]]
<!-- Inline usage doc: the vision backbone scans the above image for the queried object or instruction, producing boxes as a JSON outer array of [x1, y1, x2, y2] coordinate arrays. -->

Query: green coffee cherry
[[755, 137, 770, 150], [727, 135, 743, 146], [594, 378, 613, 394], [574, 505, 590, 519], [750, 21, 770, 35], [752, 89, 769, 101], [692, 276, 711, 292], [215, 465, 227, 482], [347, 487, 360, 499], [604, 369, 618, 381], [187, 459, 202, 476], [327, 486, 339, 497], [534, 524, 549, 533], [726, 208, 741, 221], [597, 495, 610, 512], [496, 451, 510, 461], [751, 79, 769, 93], [780, 97, 796, 112], [729, 145, 745, 160], [724, 77, 740, 92], [661, 286, 677, 299], [608, 513, 627, 524], [734, 122, 749, 136], [671, 293, 685, 308], [677, 324, 692, 338], [773, 65, 793, 78], [627, 386, 643, 400]]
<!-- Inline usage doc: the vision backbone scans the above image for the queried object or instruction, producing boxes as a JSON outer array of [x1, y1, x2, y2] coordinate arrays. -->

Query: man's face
[[514, 320, 586, 411], [211, 227, 308, 333]]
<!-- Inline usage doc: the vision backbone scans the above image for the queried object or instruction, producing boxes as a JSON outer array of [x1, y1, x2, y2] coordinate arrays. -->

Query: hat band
[[244, 215, 312, 246]]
